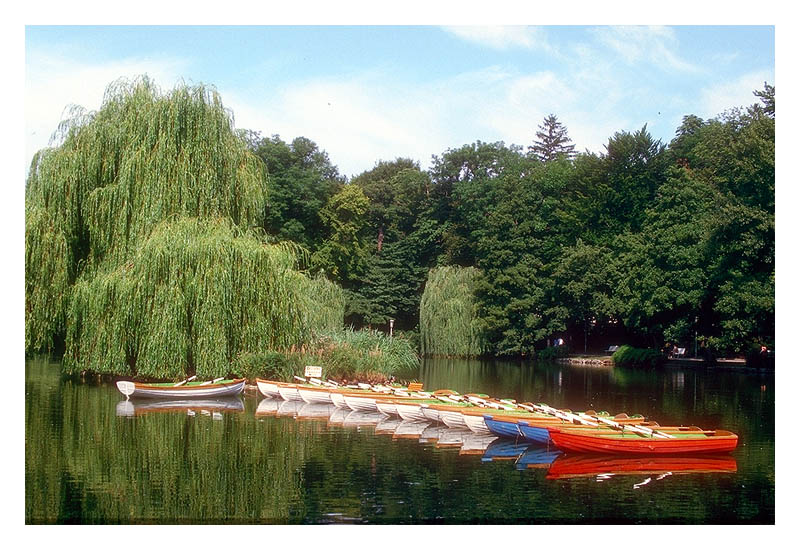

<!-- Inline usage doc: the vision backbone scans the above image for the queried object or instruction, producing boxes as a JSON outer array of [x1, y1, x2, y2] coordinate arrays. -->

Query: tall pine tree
[[529, 114, 576, 162]]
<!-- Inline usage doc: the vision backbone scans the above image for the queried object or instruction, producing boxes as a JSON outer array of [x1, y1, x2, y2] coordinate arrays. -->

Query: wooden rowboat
[[547, 426, 739, 455], [116, 378, 245, 399]]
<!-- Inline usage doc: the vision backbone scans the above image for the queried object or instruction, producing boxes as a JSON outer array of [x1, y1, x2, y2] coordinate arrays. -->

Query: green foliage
[[611, 345, 664, 369], [249, 134, 344, 250], [63, 217, 344, 379], [536, 345, 570, 362], [311, 185, 371, 285], [420, 266, 485, 357], [235, 350, 300, 381], [26, 77, 346, 377], [26, 75, 775, 365], [231, 328, 419, 382], [347, 160, 435, 328]]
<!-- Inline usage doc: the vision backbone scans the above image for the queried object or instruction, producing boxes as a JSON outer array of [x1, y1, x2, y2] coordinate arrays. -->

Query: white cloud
[[443, 26, 551, 51], [25, 48, 189, 171], [592, 26, 700, 74], [699, 70, 775, 119]]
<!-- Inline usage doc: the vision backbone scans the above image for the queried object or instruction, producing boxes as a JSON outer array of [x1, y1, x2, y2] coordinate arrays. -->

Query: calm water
[[25, 356, 774, 524]]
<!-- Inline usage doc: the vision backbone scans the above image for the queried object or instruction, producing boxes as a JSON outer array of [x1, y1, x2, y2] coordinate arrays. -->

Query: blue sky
[[25, 24, 774, 178]]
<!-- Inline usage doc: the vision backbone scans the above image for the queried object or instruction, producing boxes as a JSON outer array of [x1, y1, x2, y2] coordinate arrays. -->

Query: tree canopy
[[27, 77, 775, 368]]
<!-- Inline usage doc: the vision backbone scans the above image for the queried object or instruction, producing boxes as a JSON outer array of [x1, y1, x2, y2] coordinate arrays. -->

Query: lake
[[25, 355, 774, 524]]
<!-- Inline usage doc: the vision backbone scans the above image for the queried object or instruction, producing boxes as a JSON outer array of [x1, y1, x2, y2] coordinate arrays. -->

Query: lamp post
[[389, 318, 394, 339], [694, 315, 698, 358]]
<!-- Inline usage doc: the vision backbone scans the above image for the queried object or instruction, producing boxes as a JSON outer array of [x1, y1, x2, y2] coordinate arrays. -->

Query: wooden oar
[[530, 403, 599, 426], [198, 377, 225, 386], [173, 375, 197, 387], [588, 414, 675, 438]]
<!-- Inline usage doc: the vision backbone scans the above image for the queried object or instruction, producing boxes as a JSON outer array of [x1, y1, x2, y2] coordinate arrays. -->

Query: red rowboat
[[548, 426, 738, 454]]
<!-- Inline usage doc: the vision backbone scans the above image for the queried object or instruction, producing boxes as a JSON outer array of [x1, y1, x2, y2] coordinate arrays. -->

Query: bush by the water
[[536, 345, 570, 362], [234, 328, 419, 383], [611, 345, 664, 368]]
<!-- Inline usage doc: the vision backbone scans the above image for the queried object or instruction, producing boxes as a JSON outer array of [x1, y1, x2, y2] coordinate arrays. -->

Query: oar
[[173, 375, 197, 387], [590, 415, 675, 438], [198, 377, 225, 386], [530, 403, 598, 426]]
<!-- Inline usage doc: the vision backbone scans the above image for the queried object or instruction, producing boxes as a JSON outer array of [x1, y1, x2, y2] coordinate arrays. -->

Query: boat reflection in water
[[393, 420, 430, 439], [459, 433, 498, 455], [546, 454, 738, 485], [481, 440, 531, 463], [250, 398, 739, 485], [116, 396, 245, 418], [515, 446, 562, 470]]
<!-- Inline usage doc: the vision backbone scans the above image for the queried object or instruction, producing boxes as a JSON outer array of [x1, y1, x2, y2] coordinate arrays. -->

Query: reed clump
[[26, 76, 345, 378], [419, 266, 486, 357], [234, 327, 419, 383]]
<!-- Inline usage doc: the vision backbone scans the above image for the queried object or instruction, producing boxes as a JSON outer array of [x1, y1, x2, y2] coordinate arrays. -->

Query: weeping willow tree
[[419, 266, 485, 357], [26, 76, 344, 377]]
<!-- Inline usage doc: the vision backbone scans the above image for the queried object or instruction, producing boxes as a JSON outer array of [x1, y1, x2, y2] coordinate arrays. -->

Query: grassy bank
[[235, 328, 420, 383]]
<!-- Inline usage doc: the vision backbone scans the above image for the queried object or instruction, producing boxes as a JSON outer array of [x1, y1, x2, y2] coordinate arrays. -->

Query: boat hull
[[298, 387, 334, 405], [277, 385, 302, 401], [117, 379, 246, 399], [343, 395, 378, 412], [462, 413, 491, 434], [517, 420, 551, 444], [484, 415, 524, 439], [395, 403, 428, 422], [548, 428, 739, 455], [439, 410, 468, 429], [376, 401, 399, 416]]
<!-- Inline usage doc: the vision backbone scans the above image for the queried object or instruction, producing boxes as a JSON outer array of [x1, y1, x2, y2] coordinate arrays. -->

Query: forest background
[[23, 76, 775, 374], [241, 83, 774, 359]]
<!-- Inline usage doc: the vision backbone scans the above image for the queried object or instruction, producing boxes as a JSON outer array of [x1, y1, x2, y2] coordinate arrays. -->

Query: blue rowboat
[[484, 414, 523, 439], [517, 420, 552, 444]]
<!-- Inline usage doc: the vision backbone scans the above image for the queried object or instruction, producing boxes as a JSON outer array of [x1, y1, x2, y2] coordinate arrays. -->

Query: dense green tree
[[551, 240, 617, 353], [249, 134, 344, 250], [311, 184, 371, 286], [428, 141, 521, 266], [464, 153, 569, 356], [25, 78, 345, 377], [349, 160, 436, 328]]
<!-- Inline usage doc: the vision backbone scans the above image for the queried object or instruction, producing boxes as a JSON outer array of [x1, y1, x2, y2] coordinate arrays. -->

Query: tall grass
[[419, 266, 486, 357], [234, 328, 419, 383], [26, 76, 345, 378]]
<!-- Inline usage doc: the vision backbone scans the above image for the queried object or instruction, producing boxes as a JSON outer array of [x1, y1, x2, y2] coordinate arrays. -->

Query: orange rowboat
[[548, 426, 739, 455]]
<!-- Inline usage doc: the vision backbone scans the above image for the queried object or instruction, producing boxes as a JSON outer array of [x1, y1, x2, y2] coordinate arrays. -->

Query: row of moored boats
[[115, 375, 738, 455], [253, 377, 739, 455]]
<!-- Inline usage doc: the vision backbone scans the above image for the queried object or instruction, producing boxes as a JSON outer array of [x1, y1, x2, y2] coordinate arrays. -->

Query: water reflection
[[116, 397, 245, 417], [252, 397, 738, 483], [26, 356, 773, 524]]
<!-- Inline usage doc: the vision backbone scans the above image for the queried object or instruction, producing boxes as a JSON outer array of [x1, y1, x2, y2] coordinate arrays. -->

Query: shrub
[[536, 345, 570, 362], [612, 345, 664, 368], [231, 328, 419, 383]]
